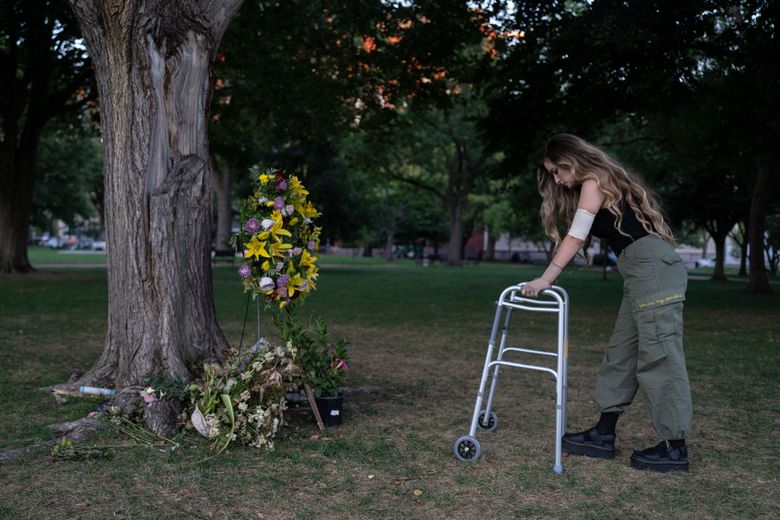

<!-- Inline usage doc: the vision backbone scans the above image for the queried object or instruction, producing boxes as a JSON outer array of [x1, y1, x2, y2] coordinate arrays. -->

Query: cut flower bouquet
[[188, 339, 300, 452]]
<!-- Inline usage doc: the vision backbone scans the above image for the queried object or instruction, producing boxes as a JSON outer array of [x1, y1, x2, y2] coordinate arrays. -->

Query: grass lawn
[[1, 260, 778, 519], [27, 246, 108, 265]]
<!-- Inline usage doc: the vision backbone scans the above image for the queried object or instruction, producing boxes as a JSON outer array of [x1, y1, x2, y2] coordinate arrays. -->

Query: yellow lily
[[259, 211, 292, 241], [299, 249, 317, 269], [304, 273, 317, 291], [287, 273, 305, 298], [244, 235, 270, 260], [259, 174, 273, 184], [294, 200, 320, 219], [289, 176, 309, 197], [268, 241, 292, 258]]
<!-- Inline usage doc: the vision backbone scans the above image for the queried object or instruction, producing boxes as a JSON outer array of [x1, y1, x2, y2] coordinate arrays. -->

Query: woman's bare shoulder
[[578, 179, 605, 213]]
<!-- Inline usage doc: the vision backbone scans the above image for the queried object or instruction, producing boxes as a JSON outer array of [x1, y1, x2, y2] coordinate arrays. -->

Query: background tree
[[486, 1, 778, 292], [0, 0, 94, 272], [208, 0, 393, 251], [32, 117, 103, 235], [63, 0, 243, 394]]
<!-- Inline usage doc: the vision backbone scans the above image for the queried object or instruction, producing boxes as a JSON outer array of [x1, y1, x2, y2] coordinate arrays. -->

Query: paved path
[[687, 274, 780, 285]]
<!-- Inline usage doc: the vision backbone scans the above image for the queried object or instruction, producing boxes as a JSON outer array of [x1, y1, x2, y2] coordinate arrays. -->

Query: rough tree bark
[[214, 159, 233, 251], [745, 155, 774, 294], [0, 137, 38, 273], [65, 0, 243, 389]]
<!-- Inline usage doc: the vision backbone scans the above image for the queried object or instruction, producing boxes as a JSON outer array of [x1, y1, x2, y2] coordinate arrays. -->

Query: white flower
[[285, 204, 294, 215], [261, 218, 275, 230], [259, 277, 274, 291], [224, 377, 237, 392], [238, 402, 248, 412], [276, 262, 284, 271]]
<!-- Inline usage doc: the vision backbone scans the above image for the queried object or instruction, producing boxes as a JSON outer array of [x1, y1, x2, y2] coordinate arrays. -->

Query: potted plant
[[277, 311, 350, 427]]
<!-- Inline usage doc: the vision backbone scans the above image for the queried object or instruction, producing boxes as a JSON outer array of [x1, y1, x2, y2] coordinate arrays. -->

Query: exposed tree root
[[1, 385, 150, 463]]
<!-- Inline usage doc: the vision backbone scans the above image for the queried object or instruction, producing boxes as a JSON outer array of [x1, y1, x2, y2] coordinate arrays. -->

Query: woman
[[522, 134, 692, 473]]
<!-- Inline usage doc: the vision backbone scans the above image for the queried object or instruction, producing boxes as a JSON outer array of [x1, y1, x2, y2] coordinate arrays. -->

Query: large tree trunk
[[67, 0, 242, 388], [0, 140, 38, 273], [214, 160, 233, 251], [745, 155, 774, 294]]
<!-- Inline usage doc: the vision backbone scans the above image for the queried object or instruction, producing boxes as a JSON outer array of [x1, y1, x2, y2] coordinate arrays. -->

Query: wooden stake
[[304, 383, 325, 431]]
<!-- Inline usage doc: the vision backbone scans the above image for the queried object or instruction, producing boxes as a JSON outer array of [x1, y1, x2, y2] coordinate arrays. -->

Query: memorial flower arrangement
[[187, 339, 300, 452], [231, 167, 321, 309]]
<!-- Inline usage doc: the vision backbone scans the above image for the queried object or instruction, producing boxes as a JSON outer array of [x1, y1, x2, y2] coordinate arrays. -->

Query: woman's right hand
[[521, 278, 551, 297]]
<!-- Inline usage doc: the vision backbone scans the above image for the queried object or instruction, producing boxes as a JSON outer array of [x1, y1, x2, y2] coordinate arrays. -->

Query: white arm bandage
[[567, 209, 596, 241]]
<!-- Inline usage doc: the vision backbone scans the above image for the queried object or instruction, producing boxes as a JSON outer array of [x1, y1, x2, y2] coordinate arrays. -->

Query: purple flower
[[274, 196, 284, 210], [276, 274, 289, 289], [244, 218, 260, 233], [239, 264, 251, 279], [277, 180, 287, 191], [307, 240, 316, 251]]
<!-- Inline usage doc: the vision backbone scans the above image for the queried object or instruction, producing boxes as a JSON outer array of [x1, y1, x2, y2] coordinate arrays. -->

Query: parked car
[[91, 240, 107, 251], [694, 257, 715, 268], [44, 236, 64, 249]]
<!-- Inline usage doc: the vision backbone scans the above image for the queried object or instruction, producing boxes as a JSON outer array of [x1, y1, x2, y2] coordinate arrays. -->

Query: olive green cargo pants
[[595, 235, 692, 440]]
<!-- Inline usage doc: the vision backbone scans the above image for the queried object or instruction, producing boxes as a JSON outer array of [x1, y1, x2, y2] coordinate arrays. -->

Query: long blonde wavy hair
[[537, 134, 674, 256]]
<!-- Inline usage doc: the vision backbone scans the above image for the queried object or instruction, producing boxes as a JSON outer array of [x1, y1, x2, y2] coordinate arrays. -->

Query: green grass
[[27, 245, 107, 265], [1, 260, 779, 519]]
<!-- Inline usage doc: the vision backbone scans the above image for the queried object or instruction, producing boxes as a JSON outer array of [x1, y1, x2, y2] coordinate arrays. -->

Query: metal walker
[[453, 283, 569, 473]]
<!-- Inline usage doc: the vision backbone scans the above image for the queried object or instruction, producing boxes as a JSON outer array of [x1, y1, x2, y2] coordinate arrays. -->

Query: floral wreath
[[231, 167, 321, 308]]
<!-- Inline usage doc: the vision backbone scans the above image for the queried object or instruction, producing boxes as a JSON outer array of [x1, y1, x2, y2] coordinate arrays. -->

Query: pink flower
[[336, 359, 349, 370], [140, 386, 158, 404]]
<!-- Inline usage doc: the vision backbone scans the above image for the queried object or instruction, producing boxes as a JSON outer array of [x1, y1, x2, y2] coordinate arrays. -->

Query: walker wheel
[[453, 436, 481, 462], [478, 411, 498, 432]]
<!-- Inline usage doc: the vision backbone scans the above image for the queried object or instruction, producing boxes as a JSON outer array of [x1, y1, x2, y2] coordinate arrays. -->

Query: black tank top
[[590, 201, 649, 255]]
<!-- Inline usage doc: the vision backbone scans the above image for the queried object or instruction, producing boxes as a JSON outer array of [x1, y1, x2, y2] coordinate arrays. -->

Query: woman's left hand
[[521, 277, 551, 297]]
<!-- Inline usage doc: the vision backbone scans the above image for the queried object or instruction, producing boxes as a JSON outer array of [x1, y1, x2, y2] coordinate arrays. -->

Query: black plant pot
[[315, 394, 343, 427]]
